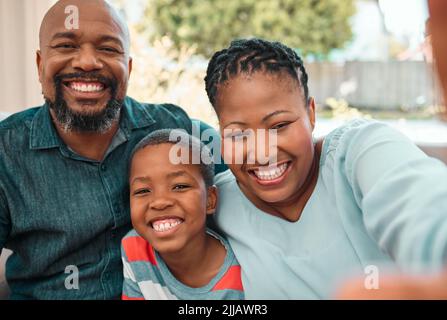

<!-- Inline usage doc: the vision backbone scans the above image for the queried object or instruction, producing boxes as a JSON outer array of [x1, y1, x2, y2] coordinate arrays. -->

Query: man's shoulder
[[125, 97, 191, 128], [0, 106, 41, 132]]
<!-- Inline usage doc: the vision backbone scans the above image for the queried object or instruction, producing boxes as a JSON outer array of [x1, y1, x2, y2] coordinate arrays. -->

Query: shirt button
[[101, 164, 107, 171]]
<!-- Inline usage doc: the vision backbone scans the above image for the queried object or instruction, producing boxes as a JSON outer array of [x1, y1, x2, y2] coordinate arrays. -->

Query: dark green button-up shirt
[[0, 97, 225, 299]]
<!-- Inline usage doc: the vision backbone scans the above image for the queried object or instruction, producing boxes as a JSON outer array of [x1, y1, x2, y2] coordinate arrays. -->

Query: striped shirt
[[121, 229, 244, 300]]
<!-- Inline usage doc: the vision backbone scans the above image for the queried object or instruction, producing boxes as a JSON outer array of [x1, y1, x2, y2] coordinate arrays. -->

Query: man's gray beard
[[47, 98, 123, 134]]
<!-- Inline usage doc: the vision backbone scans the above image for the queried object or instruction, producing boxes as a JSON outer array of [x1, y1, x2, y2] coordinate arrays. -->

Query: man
[[0, 0, 223, 299]]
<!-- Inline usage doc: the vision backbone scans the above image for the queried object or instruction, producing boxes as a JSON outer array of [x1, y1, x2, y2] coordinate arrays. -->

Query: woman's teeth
[[152, 218, 183, 232], [69, 82, 105, 93], [252, 162, 289, 181]]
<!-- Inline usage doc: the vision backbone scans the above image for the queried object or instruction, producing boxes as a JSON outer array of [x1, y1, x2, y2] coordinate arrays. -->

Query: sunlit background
[[0, 0, 446, 143]]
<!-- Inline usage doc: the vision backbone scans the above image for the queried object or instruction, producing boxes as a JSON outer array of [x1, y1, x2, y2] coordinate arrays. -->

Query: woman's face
[[216, 71, 316, 213]]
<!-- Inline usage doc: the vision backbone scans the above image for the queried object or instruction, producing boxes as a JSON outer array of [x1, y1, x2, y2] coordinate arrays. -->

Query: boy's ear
[[206, 185, 218, 215]]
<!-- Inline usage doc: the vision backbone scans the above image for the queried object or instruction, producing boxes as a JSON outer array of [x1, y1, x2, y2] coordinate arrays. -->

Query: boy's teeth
[[69, 82, 105, 93], [152, 218, 183, 232], [253, 163, 288, 181]]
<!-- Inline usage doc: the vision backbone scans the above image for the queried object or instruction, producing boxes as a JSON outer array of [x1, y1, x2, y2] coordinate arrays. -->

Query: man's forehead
[[40, 0, 129, 48]]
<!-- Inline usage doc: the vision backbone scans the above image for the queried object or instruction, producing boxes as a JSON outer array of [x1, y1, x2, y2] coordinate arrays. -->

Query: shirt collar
[[29, 96, 156, 150]]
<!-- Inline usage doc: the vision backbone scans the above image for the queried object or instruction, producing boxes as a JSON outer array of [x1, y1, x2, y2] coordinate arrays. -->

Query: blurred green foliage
[[139, 0, 356, 58]]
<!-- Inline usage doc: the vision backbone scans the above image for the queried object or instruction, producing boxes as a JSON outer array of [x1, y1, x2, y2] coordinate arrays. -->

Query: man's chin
[[66, 101, 109, 116], [47, 97, 122, 133]]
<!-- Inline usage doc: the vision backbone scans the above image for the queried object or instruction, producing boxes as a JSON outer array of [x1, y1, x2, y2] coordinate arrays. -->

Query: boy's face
[[129, 143, 217, 254], [216, 71, 316, 211]]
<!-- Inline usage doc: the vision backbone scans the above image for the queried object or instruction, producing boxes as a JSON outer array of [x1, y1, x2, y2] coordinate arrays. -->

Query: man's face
[[37, 1, 132, 132]]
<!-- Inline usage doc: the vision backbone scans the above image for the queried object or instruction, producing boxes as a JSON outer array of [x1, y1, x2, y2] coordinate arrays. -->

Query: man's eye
[[53, 44, 77, 50], [99, 47, 120, 53], [271, 122, 290, 130], [133, 188, 151, 196], [173, 184, 190, 191]]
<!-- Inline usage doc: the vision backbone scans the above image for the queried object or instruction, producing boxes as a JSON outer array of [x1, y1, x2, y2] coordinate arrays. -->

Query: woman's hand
[[335, 270, 447, 300]]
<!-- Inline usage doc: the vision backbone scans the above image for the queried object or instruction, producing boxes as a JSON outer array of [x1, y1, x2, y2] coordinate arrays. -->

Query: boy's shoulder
[[121, 229, 157, 264], [122, 228, 141, 241]]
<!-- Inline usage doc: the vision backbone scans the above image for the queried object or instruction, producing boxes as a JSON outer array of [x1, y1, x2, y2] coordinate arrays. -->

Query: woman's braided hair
[[205, 38, 309, 109]]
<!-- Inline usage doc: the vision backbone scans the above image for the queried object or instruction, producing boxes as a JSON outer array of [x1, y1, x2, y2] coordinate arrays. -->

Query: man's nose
[[149, 197, 175, 211], [71, 46, 103, 72]]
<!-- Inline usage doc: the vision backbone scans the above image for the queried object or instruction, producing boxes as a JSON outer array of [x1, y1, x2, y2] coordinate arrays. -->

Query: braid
[[205, 38, 309, 108]]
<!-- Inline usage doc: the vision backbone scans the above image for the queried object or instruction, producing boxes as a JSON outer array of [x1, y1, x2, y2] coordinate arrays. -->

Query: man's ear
[[307, 96, 316, 131], [206, 185, 218, 215], [36, 50, 43, 84]]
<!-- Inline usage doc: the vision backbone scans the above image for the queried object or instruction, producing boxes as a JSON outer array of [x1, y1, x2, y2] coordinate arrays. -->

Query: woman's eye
[[226, 132, 250, 139], [271, 122, 290, 130], [173, 184, 190, 191]]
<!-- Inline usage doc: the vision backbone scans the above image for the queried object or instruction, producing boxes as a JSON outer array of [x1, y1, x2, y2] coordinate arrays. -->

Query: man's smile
[[62, 79, 110, 100]]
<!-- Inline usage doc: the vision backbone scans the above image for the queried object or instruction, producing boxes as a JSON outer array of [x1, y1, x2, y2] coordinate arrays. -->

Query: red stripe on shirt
[[212, 265, 244, 291], [122, 236, 157, 265], [122, 294, 145, 300]]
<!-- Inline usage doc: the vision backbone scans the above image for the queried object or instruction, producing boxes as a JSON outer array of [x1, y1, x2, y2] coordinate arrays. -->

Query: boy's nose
[[149, 197, 175, 211]]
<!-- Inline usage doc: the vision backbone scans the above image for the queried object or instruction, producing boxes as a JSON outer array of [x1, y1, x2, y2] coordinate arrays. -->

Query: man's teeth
[[69, 82, 105, 93], [253, 163, 288, 181], [152, 219, 183, 232]]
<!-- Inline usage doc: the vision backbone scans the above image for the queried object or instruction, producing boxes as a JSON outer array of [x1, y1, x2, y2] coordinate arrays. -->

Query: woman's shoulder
[[321, 118, 411, 164], [324, 118, 382, 149], [214, 169, 236, 187]]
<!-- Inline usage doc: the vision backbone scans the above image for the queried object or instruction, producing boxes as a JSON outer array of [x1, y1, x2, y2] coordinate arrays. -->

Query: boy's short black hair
[[204, 38, 309, 109], [130, 129, 215, 187]]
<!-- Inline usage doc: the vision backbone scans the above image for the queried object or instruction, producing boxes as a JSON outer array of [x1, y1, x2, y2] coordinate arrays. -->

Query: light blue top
[[214, 119, 447, 299]]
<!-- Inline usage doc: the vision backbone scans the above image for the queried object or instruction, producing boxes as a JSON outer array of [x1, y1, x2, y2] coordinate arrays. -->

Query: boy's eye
[[173, 184, 190, 191], [271, 122, 290, 130], [133, 188, 151, 196]]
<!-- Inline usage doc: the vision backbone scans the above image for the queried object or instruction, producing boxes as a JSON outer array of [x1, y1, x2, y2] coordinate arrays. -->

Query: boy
[[121, 129, 244, 300]]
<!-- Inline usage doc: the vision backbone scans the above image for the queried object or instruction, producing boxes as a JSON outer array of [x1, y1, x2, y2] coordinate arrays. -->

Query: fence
[[306, 61, 444, 110]]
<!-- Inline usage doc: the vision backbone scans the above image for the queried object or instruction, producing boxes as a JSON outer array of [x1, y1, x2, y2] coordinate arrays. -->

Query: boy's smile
[[129, 143, 216, 254], [150, 216, 184, 234]]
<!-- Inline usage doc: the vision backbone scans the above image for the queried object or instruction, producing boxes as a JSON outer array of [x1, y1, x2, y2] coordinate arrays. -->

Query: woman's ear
[[206, 185, 218, 215], [307, 97, 316, 131]]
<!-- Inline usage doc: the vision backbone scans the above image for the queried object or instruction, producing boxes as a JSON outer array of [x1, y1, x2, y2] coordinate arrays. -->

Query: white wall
[[0, 0, 55, 113]]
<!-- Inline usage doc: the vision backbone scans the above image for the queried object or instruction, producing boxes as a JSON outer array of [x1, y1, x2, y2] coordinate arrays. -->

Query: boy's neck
[[159, 232, 227, 288]]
